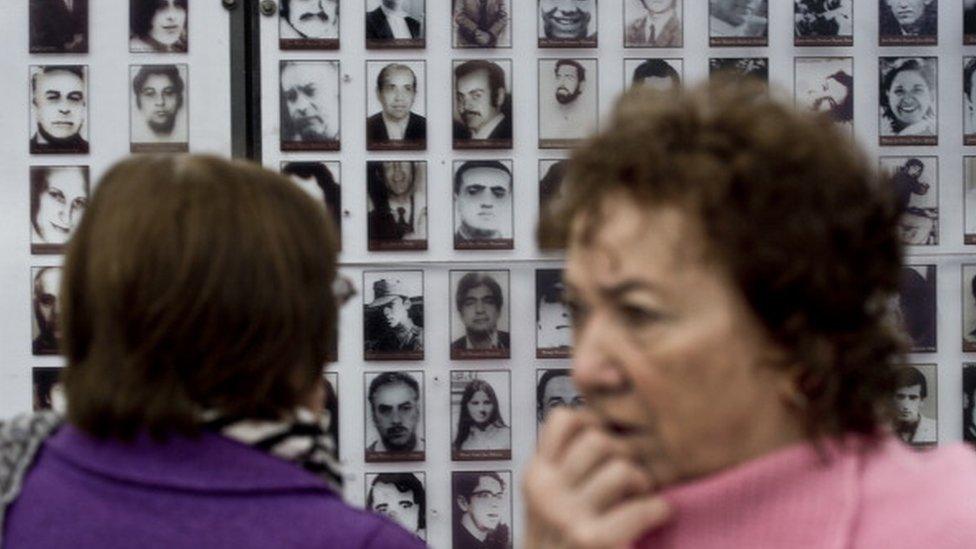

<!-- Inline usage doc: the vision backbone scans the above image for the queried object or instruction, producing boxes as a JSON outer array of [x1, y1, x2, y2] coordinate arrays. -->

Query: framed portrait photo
[[452, 0, 511, 48], [31, 266, 62, 356], [963, 265, 976, 352], [624, 0, 682, 48], [29, 165, 89, 255], [536, 269, 572, 358], [29, 65, 89, 155], [32, 366, 65, 412], [367, 161, 428, 250], [881, 156, 938, 246], [363, 270, 424, 360], [794, 0, 853, 46], [30, 0, 88, 53], [538, 59, 598, 149], [794, 57, 854, 133], [709, 0, 767, 47], [536, 369, 583, 433], [450, 370, 512, 461], [896, 265, 936, 353], [879, 0, 936, 46], [452, 59, 513, 150], [450, 270, 511, 359], [280, 161, 342, 249], [364, 370, 425, 462], [965, 58, 976, 145], [280, 60, 341, 151], [879, 57, 938, 147], [366, 61, 427, 151], [130, 64, 189, 153], [279, 0, 339, 49], [965, 157, 976, 244], [366, 0, 426, 49], [129, 0, 188, 53], [452, 161, 514, 250], [451, 470, 513, 548], [709, 57, 768, 85], [892, 364, 938, 447], [365, 472, 427, 540], [624, 58, 682, 91], [538, 0, 598, 48]]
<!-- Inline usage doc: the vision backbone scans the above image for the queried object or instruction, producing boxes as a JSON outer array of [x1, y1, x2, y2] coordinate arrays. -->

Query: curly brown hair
[[539, 80, 904, 439]]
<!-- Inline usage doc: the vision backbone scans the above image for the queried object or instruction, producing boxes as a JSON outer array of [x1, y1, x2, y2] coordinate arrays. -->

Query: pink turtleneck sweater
[[636, 435, 976, 548]]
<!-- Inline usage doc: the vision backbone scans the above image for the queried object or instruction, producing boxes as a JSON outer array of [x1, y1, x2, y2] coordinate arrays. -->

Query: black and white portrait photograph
[[881, 156, 938, 246], [536, 369, 584, 431], [892, 364, 937, 446], [453, 0, 511, 48], [365, 473, 426, 540], [879, 0, 936, 45], [625, 58, 682, 90], [965, 58, 976, 145], [366, 61, 426, 151], [130, 64, 189, 153], [450, 270, 511, 359], [539, 159, 567, 222], [130, 0, 187, 53], [322, 371, 339, 454], [895, 265, 936, 353], [29, 65, 88, 155], [453, 161, 513, 250], [452, 471, 512, 549], [367, 161, 427, 250], [32, 367, 66, 412], [964, 265, 976, 352], [363, 271, 424, 360], [879, 57, 938, 146], [279, 0, 338, 49], [624, 0, 682, 47], [536, 269, 572, 358], [364, 371, 425, 461], [794, 0, 853, 46], [538, 0, 597, 48], [453, 59, 513, 149], [280, 61, 340, 151], [30, 165, 89, 255], [709, 57, 768, 84], [964, 364, 976, 444], [538, 59, 598, 148], [794, 57, 854, 132], [280, 161, 342, 248], [709, 0, 767, 46], [31, 266, 61, 356], [966, 157, 976, 244], [30, 0, 88, 53], [967, 0, 976, 44], [366, 0, 425, 48], [451, 370, 511, 460]]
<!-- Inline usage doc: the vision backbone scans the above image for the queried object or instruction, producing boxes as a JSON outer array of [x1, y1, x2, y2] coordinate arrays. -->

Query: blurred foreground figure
[[524, 81, 976, 548], [0, 155, 423, 549]]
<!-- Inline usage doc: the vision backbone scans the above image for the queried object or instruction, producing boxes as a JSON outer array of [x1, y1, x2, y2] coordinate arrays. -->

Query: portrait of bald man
[[366, 61, 427, 150], [29, 65, 89, 155], [365, 0, 425, 48]]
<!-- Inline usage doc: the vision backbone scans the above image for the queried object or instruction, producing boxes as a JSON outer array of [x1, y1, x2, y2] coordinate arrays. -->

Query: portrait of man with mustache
[[538, 0, 597, 47], [279, 0, 339, 48], [538, 58, 598, 148], [453, 60, 512, 149], [365, 371, 425, 462], [29, 65, 89, 155]]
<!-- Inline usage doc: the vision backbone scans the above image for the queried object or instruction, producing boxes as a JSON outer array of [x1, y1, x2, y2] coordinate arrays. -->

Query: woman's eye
[[620, 305, 662, 326]]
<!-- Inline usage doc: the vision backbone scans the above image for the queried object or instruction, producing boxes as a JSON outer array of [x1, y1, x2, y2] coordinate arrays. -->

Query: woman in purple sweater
[[1, 155, 425, 549], [524, 80, 976, 547]]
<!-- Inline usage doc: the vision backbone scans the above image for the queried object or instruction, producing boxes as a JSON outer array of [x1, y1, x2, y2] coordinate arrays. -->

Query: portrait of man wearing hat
[[364, 273, 424, 359]]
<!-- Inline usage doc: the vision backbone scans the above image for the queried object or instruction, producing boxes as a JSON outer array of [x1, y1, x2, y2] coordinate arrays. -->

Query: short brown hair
[[540, 81, 904, 439], [62, 154, 338, 440]]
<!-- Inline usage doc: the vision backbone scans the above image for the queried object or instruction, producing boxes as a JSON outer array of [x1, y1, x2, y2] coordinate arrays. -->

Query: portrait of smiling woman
[[880, 56, 938, 143], [29, 165, 89, 254], [130, 0, 188, 53]]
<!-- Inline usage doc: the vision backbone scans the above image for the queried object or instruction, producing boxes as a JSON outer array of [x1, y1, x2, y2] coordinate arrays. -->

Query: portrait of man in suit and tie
[[365, 0, 425, 48], [366, 61, 426, 150], [453, 0, 511, 48], [624, 0, 682, 48], [453, 60, 513, 149]]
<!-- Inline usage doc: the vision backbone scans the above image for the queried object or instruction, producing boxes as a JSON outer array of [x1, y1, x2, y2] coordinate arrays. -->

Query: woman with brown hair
[[1, 155, 423, 548], [524, 81, 976, 547]]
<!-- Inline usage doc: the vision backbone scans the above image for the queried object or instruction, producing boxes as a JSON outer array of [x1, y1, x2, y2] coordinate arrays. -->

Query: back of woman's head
[[61, 154, 338, 440]]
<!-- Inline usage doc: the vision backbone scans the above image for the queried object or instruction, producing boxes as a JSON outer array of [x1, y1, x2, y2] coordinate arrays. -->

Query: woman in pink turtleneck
[[523, 80, 976, 548]]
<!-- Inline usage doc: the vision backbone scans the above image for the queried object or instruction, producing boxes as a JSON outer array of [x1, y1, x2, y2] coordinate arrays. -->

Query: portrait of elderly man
[[280, 161, 342, 246], [279, 0, 339, 47], [710, 0, 767, 44], [452, 471, 511, 549], [539, 59, 598, 148], [32, 266, 61, 355], [366, 0, 424, 46], [795, 0, 853, 43], [367, 161, 427, 250], [538, 0, 597, 47], [628, 59, 681, 90], [30, 165, 89, 255], [280, 60, 340, 150], [884, 156, 938, 246], [795, 57, 853, 130], [453, 0, 509, 47], [879, 0, 937, 44], [625, 0, 682, 47], [30, 0, 88, 53], [365, 371, 425, 460], [130, 64, 188, 152], [366, 62, 426, 150], [451, 271, 510, 359], [366, 473, 426, 539], [536, 269, 572, 357], [536, 369, 584, 427], [30, 65, 88, 155], [363, 274, 424, 359], [453, 60, 512, 148], [893, 365, 938, 446], [453, 160, 513, 249]]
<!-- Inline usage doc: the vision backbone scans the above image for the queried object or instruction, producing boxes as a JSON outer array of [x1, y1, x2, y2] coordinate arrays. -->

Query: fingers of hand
[[559, 429, 634, 487], [567, 496, 672, 549], [578, 458, 654, 512], [536, 408, 599, 462]]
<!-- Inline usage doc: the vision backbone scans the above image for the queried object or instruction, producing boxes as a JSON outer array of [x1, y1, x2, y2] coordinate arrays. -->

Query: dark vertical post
[[228, 0, 263, 161]]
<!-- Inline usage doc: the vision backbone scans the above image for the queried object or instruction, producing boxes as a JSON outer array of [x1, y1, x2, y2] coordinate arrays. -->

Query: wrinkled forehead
[[281, 64, 335, 89]]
